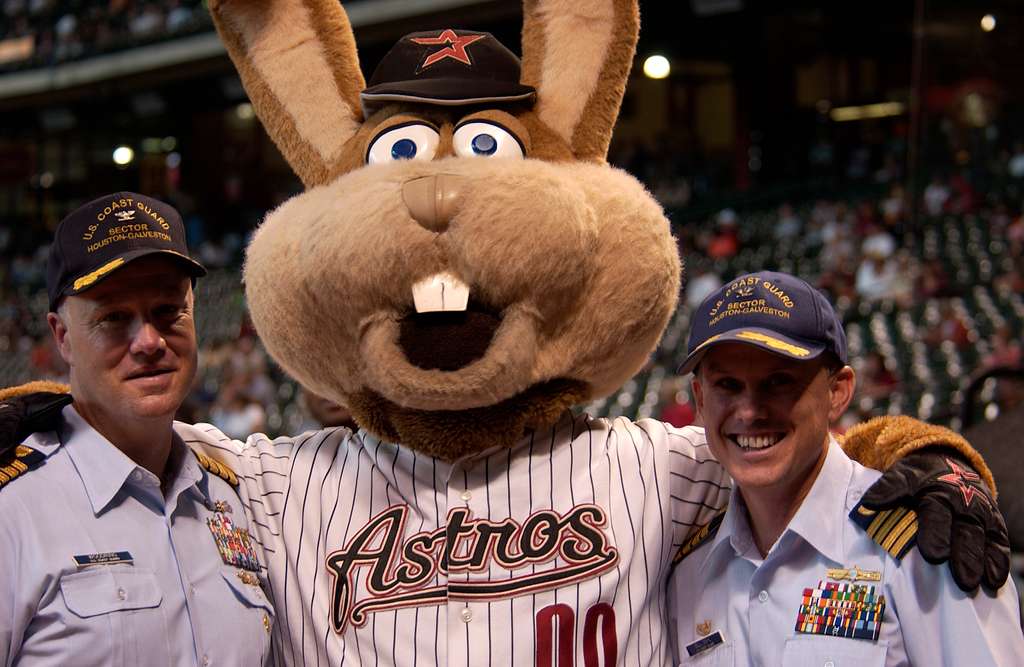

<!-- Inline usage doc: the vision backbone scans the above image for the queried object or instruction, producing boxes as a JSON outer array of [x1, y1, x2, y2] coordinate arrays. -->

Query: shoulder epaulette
[[672, 508, 727, 566], [191, 448, 239, 487], [0, 445, 47, 490], [850, 500, 917, 560]]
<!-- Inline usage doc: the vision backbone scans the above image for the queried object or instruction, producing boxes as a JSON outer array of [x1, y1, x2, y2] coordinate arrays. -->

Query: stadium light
[[980, 14, 996, 32], [829, 102, 905, 122], [112, 146, 135, 166], [643, 55, 670, 80], [236, 102, 256, 120]]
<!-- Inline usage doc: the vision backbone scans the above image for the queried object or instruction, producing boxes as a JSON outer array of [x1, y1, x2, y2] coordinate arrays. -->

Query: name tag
[[73, 551, 134, 568], [685, 630, 725, 657]]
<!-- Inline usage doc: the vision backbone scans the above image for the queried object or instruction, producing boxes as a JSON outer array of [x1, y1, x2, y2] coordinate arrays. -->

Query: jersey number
[[535, 603, 617, 666]]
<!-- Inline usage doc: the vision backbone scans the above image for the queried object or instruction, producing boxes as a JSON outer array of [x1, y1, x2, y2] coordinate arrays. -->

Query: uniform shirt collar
[[62, 405, 205, 514], [700, 435, 852, 571], [784, 436, 852, 565], [699, 487, 753, 573]]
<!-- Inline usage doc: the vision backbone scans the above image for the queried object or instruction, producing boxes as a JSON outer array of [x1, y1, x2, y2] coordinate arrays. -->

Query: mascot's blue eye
[[453, 121, 524, 159], [391, 138, 418, 160], [366, 123, 439, 165], [471, 133, 498, 155]]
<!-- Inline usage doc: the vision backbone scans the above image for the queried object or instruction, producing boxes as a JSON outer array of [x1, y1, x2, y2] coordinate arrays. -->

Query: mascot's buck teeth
[[412, 272, 470, 313]]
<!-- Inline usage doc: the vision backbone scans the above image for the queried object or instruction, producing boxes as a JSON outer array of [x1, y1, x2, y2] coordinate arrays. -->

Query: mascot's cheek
[[445, 161, 600, 326]]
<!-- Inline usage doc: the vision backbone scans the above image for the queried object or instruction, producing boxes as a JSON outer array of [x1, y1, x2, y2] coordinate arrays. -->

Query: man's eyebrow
[[701, 359, 728, 374], [89, 284, 189, 306]]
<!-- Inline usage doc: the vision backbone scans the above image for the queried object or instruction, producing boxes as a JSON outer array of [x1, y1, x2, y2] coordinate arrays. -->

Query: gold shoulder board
[[850, 501, 917, 561], [672, 508, 727, 567], [0, 445, 46, 490], [191, 448, 239, 487]]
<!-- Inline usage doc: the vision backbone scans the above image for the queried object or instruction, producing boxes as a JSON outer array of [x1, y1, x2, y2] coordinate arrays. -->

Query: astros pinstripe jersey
[[177, 412, 731, 666]]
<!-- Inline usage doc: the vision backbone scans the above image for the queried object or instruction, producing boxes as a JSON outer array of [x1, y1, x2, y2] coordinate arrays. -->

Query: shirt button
[[189, 584, 196, 596], [757, 590, 769, 603], [131, 470, 143, 482], [824, 661, 835, 667], [202, 656, 210, 666], [117, 588, 127, 600], [460, 490, 472, 502], [461, 607, 473, 623]]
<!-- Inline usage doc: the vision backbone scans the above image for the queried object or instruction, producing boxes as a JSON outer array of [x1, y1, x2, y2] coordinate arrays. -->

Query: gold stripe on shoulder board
[[673, 509, 728, 566], [191, 449, 239, 487], [851, 503, 918, 560], [0, 445, 46, 490]]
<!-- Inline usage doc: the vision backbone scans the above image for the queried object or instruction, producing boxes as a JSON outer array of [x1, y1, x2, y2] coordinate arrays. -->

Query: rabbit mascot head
[[210, 0, 679, 459]]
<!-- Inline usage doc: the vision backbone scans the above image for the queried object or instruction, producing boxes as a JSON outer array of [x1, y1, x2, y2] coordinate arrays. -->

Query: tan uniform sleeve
[[840, 415, 997, 498]]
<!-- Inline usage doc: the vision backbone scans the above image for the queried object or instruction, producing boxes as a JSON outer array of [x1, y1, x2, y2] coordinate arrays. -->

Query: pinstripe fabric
[[178, 412, 731, 666]]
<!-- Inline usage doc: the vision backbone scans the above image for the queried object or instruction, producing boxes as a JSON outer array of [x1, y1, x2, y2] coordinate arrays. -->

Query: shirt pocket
[[782, 636, 888, 667], [59, 567, 170, 667], [220, 568, 275, 664], [61, 568, 162, 616]]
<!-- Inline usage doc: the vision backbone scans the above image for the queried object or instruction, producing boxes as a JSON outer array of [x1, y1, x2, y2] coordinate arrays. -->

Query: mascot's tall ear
[[210, 0, 365, 187], [520, 0, 639, 162]]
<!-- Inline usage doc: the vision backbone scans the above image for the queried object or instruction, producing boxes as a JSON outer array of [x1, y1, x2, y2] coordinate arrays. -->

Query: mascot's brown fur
[[208, 0, 989, 475]]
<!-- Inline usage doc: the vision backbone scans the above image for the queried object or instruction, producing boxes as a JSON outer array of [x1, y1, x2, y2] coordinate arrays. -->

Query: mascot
[[0, 1, 1009, 665]]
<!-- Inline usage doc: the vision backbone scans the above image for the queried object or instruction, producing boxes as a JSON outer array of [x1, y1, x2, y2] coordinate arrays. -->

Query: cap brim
[[65, 248, 207, 298], [677, 327, 827, 375], [361, 78, 536, 113]]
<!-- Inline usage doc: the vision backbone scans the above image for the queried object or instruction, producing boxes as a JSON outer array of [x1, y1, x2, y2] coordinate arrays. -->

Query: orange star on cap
[[411, 29, 486, 69]]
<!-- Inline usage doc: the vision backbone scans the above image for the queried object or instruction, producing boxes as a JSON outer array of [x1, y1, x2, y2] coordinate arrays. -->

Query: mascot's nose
[[402, 174, 467, 233]]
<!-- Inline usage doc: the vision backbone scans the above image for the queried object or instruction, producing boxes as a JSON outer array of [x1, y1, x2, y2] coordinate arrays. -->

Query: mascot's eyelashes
[[366, 121, 440, 164], [452, 120, 525, 159]]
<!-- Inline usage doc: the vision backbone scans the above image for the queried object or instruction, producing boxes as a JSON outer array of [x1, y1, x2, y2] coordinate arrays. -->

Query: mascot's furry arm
[[0, 384, 1007, 591]]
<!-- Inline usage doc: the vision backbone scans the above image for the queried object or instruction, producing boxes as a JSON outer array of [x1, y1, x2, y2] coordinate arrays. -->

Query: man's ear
[[691, 375, 704, 414], [828, 366, 856, 423], [47, 311, 72, 366]]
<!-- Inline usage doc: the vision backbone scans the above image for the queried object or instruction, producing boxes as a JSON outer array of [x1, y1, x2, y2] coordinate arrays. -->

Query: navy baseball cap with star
[[678, 271, 848, 375], [46, 192, 206, 311], [360, 29, 536, 114]]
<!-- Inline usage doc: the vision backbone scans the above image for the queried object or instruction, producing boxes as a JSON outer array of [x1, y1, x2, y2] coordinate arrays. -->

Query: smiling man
[[0, 193, 274, 666], [668, 271, 1023, 666]]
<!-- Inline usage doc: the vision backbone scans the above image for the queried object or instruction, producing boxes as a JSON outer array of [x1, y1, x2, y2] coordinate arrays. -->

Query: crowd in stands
[[666, 159, 1024, 428], [0, 0, 210, 70]]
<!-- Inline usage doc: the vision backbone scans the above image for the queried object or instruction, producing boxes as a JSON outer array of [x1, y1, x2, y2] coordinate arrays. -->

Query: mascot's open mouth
[[400, 272, 502, 371]]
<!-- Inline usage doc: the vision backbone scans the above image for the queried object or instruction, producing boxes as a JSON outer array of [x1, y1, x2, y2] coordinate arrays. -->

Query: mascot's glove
[[0, 391, 72, 465], [861, 449, 1009, 592], [845, 414, 1010, 593]]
